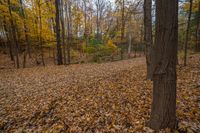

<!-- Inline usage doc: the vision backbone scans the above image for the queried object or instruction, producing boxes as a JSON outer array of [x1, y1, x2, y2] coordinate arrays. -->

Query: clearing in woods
[[0, 54, 200, 132]]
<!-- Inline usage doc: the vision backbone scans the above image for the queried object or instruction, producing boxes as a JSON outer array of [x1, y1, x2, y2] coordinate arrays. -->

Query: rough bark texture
[[144, 0, 153, 79], [149, 0, 178, 130], [184, 0, 193, 66], [55, 0, 63, 65]]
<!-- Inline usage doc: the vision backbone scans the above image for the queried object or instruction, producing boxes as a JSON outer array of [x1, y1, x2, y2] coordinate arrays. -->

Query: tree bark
[[196, 2, 200, 52], [38, 1, 45, 66], [128, 18, 132, 59], [55, 0, 63, 65], [3, 16, 14, 61], [8, 0, 19, 68], [184, 0, 193, 66], [144, 0, 153, 79], [83, 0, 89, 47], [120, 0, 125, 60], [149, 0, 178, 130], [121, 0, 125, 41], [60, 0, 66, 65], [19, 0, 30, 68], [128, 33, 132, 58], [66, 1, 72, 65], [96, 0, 100, 41]]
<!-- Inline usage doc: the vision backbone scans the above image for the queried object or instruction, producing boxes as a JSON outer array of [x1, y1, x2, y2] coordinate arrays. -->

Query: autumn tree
[[60, 0, 66, 65], [184, 0, 193, 66], [95, 0, 105, 41], [8, 0, 19, 68], [37, 0, 45, 66], [19, 0, 31, 68], [149, 0, 178, 130], [1, 8, 14, 61], [66, 0, 72, 64], [0, 0, 149, 67], [55, 0, 63, 65], [83, 0, 89, 46], [116, 0, 126, 59], [121, 0, 125, 41]]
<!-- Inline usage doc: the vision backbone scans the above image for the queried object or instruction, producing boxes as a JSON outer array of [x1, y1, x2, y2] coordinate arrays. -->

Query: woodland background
[[0, 0, 200, 132], [0, 0, 199, 67]]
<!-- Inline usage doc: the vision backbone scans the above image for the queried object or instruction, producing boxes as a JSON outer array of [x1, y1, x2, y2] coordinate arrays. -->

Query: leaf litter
[[0, 54, 199, 132]]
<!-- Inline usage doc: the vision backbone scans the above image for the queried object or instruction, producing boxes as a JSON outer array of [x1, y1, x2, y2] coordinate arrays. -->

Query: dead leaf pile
[[0, 55, 199, 132]]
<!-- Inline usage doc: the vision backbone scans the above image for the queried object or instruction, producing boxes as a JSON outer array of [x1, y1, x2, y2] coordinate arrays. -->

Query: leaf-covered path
[[0, 55, 199, 132]]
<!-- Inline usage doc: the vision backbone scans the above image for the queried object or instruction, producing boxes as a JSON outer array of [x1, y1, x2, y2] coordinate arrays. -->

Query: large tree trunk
[[8, 0, 19, 68], [144, 0, 153, 79], [149, 0, 178, 130], [55, 0, 63, 65], [184, 0, 193, 66]]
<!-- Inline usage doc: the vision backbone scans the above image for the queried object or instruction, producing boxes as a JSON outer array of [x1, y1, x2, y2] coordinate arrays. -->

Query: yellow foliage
[[107, 39, 117, 50], [183, 0, 200, 12]]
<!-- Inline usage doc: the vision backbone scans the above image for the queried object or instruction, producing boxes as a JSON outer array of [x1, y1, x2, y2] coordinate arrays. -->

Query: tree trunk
[[121, 0, 125, 40], [149, 0, 178, 130], [23, 51, 27, 68], [55, 0, 63, 65], [83, 0, 89, 47], [38, 1, 45, 66], [184, 0, 193, 66], [96, 0, 100, 41], [19, 0, 30, 68], [53, 48, 56, 64], [84, 1, 87, 36], [196, 2, 200, 52], [128, 33, 132, 58], [144, 0, 153, 79], [8, 0, 19, 68], [3, 17, 14, 61], [66, 1, 72, 65], [34, 17, 39, 65], [120, 0, 125, 60], [60, 0, 66, 65]]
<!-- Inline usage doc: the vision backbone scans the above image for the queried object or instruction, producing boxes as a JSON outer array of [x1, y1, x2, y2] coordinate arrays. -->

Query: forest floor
[[0, 54, 200, 132]]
